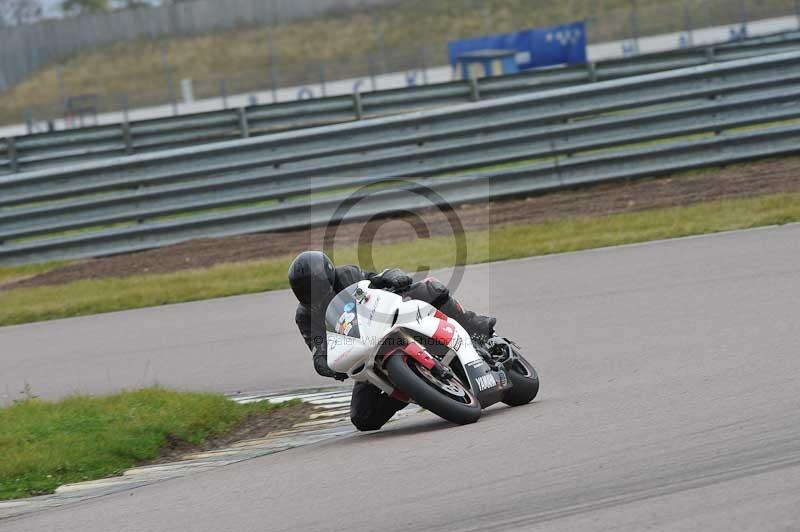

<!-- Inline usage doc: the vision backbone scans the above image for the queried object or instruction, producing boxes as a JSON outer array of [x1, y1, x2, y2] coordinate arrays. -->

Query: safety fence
[[3, 0, 799, 123], [0, 50, 799, 265], [1, 30, 798, 175]]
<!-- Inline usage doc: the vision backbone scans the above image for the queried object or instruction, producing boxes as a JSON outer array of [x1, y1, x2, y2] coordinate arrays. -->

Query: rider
[[288, 251, 496, 431]]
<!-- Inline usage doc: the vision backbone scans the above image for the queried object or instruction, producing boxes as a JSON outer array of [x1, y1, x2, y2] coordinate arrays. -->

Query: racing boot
[[438, 298, 497, 341]]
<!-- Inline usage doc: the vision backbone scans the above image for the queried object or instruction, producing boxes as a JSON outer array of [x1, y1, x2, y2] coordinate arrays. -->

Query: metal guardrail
[[1, 50, 800, 265], [1, 30, 799, 175]]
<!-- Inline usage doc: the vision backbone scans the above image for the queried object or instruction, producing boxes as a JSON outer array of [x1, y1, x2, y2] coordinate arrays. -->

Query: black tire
[[502, 356, 540, 407], [385, 354, 481, 426]]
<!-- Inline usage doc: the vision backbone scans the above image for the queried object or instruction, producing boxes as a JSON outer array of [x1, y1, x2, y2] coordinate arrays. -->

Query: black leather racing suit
[[294, 265, 378, 379]]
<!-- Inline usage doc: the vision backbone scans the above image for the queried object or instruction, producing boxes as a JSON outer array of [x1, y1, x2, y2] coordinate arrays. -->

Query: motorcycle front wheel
[[385, 354, 481, 426], [502, 354, 540, 407]]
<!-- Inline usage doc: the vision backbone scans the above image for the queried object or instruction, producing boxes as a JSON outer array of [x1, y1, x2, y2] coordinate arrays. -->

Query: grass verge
[[0, 261, 71, 286], [0, 388, 297, 501], [0, 192, 798, 327]]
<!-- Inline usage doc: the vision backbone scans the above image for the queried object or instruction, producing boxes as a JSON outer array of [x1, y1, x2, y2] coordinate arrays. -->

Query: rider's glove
[[333, 372, 349, 382], [371, 268, 413, 291]]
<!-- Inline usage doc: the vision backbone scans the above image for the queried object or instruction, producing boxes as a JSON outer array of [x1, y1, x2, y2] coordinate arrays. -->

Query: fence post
[[24, 110, 34, 134], [56, 64, 67, 114], [738, 0, 749, 27], [630, 2, 641, 55], [238, 108, 250, 138], [160, 41, 178, 116], [421, 47, 431, 85], [319, 62, 327, 98], [367, 2, 388, 76], [682, 2, 695, 48], [368, 55, 378, 91], [469, 78, 481, 102], [352, 92, 364, 120], [705, 47, 716, 63], [481, 4, 491, 34], [220, 79, 228, 109], [268, 2, 280, 105], [6, 137, 18, 173], [587, 62, 598, 82], [121, 121, 133, 155], [120, 93, 130, 124]]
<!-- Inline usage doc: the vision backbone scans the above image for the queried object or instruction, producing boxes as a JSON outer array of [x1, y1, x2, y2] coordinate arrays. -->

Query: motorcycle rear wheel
[[385, 355, 481, 426]]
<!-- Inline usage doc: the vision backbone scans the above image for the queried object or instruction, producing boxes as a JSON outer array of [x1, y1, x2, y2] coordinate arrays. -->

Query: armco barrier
[[1, 30, 799, 175], [1, 50, 799, 265]]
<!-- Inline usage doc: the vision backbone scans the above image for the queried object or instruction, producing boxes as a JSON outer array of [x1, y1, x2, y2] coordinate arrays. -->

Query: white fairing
[[326, 280, 482, 395]]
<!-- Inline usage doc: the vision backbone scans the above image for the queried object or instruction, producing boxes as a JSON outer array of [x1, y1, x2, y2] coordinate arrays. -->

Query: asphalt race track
[[0, 283, 332, 403], [2, 224, 800, 531]]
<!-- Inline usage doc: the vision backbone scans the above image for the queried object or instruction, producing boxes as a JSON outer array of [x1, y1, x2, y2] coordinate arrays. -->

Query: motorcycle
[[326, 280, 539, 425]]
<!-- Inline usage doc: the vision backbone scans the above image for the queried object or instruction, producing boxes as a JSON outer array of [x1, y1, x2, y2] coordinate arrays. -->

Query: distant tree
[[61, 0, 108, 15], [0, 0, 44, 25]]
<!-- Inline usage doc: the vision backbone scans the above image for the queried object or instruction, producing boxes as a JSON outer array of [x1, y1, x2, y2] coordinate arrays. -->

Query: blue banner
[[448, 21, 587, 70]]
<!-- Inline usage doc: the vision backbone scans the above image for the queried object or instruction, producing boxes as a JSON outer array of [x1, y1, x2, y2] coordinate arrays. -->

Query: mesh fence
[[2, 0, 799, 128]]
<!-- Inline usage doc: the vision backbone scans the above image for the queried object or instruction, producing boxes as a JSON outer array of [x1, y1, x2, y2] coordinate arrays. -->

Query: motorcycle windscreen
[[325, 283, 361, 339]]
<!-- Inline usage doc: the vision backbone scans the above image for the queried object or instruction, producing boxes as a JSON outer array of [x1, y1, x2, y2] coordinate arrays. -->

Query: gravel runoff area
[[5, 156, 800, 290]]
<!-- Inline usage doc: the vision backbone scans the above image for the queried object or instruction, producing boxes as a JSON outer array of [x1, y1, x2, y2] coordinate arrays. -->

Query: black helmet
[[288, 251, 336, 307]]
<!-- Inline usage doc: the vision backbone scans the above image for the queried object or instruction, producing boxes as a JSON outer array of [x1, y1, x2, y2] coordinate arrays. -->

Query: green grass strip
[[1, 193, 798, 327], [0, 388, 296, 501]]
